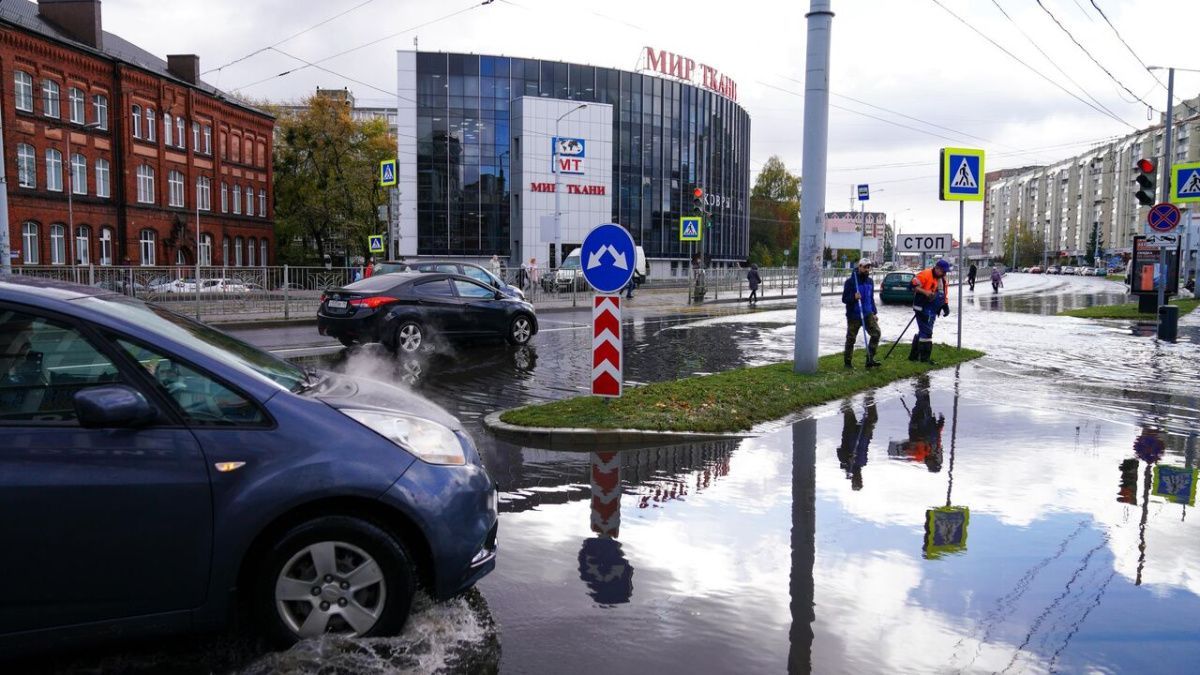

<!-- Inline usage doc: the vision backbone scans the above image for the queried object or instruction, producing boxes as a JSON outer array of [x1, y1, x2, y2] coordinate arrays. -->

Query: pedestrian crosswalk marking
[[952, 158, 977, 189]]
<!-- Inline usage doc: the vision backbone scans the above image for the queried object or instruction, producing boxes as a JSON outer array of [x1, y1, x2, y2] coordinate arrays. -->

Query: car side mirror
[[74, 385, 157, 429]]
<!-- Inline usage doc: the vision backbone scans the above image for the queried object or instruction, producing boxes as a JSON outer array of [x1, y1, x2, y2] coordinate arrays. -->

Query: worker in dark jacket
[[967, 263, 977, 292], [746, 264, 762, 305], [909, 259, 951, 363], [842, 259, 881, 369]]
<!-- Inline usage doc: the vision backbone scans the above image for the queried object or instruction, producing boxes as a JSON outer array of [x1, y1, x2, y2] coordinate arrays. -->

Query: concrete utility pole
[[0, 102, 10, 274], [1159, 68, 1175, 311], [793, 0, 834, 374]]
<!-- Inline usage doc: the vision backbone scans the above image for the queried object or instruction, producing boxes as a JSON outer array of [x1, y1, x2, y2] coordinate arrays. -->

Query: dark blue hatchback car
[[0, 277, 497, 653]]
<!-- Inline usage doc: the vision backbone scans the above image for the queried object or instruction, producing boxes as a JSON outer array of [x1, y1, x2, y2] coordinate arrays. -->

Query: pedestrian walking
[[842, 259, 881, 369], [967, 263, 977, 292], [747, 264, 762, 305], [489, 254, 502, 280], [528, 258, 540, 290], [990, 266, 1004, 294], [516, 260, 530, 290], [364, 257, 375, 279], [908, 259, 951, 363]]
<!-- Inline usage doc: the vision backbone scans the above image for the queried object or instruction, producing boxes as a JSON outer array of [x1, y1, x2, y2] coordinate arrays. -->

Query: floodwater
[[32, 274, 1200, 673]]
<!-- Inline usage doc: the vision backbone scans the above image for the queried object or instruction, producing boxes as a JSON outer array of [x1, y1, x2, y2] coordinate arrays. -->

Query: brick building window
[[68, 87, 85, 124], [14, 71, 33, 112], [76, 225, 90, 265], [70, 154, 86, 195], [168, 170, 185, 207], [232, 185, 242, 214], [16, 144, 36, 188], [222, 236, 230, 265], [192, 121, 200, 150], [243, 138, 252, 165], [259, 239, 267, 266], [220, 182, 228, 212], [42, 79, 60, 118], [50, 224, 66, 265], [139, 229, 156, 266], [203, 125, 212, 155], [197, 176, 212, 211], [45, 149, 63, 192], [245, 185, 254, 216], [220, 130, 227, 159], [247, 237, 256, 266], [92, 94, 108, 129], [145, 108, 156, 142], [257, 141, 265, 167], [199, 233, 212, 266], [99, 227, 113, 266], [176, 117, 185, 149], [95, 158, 111, 198], [131, 105, 142, 138], [22, 223, 39, 264], [234, 237, 244, 266], [136, 165, 155, 204], [259, 189, 267, 217], [163, 113, 173, 146], [231, 134, 240, 163]]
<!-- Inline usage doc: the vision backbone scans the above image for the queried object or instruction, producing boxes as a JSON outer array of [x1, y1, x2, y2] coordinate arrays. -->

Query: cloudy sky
[[101, 0, 1200, 241]]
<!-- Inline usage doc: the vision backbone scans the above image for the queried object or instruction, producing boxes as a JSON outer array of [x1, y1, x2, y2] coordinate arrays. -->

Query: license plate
[[327, 300, 347, 310]]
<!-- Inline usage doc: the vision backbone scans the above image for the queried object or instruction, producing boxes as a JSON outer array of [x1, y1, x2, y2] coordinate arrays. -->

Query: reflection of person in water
[[837, 394, 877, 490], [890, 377, 945, 472]]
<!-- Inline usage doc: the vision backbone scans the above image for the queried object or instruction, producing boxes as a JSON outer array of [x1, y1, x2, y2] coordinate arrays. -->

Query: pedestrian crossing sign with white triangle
[[680, 216, 702, 242], [1172, 162, 1200, 203], [940, 147, 985, 201]]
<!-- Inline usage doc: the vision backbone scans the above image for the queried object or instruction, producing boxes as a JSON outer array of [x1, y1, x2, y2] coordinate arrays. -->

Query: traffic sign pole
[[957, 200, 963, 349]]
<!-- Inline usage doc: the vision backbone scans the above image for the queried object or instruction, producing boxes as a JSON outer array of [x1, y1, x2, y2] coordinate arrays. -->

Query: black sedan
[[318, 272, 538, 353]]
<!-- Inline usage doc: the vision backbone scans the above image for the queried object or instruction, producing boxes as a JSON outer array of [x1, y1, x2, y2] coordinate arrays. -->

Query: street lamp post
[[553, 103, 587, 269], [66, 121, 103, 280]]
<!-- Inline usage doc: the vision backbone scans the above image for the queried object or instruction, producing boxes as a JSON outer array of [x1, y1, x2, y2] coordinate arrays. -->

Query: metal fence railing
[[6, 264, 891, 320]]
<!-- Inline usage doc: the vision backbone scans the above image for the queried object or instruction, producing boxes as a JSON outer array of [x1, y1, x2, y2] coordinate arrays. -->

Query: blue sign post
[[379, 159, 397, 187], [581, 223, 636, 294]]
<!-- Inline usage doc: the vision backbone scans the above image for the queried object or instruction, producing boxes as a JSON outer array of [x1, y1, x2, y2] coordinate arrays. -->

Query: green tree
[[749, 155, 801, 262], [749, 241, 775, 267], [271, 94, 395, 264], [1086, 221, 1104, 267], [999, 221, 1047, 268]]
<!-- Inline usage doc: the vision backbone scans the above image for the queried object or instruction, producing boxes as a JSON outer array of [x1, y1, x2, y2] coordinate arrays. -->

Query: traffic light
[[692, 187, 705, 212], [1134, 158, 1156, 207]]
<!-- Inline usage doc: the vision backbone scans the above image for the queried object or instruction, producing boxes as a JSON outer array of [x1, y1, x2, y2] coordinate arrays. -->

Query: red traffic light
[[693, 187, 704, 199], [1136, 158, 1156, 173]]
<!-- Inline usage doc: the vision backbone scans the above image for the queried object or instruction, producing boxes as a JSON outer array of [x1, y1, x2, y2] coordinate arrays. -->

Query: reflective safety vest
[[912, 268, 948, 310]]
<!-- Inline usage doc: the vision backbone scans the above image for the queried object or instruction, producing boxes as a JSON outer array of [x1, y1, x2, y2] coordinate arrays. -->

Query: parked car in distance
[[0, 276, 497, 654], [1030, 266, 1043, 274], [879, 271, 916, 304], [1077, 266, 1093, 276], [1021, 267, 1031, 273], [1060, 266, 1075, 275], [318, 272, 538, 352]]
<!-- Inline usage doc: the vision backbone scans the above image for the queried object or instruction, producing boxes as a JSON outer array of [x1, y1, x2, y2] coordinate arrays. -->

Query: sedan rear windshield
[[884, 273, 914, 284], [74, 295, 306, 392], [343, 275, 409, 292]]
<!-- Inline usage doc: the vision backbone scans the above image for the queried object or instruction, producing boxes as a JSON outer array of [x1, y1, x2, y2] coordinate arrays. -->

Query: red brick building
[[1, 0, 274, 269]]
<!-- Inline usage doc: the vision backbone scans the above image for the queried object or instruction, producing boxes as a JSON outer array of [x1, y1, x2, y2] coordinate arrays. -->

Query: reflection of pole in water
[[788, 417, 816, 674], [578, 451, 633, 605], [1135, 463, 1152, 586], [946, 366, 961, 507]]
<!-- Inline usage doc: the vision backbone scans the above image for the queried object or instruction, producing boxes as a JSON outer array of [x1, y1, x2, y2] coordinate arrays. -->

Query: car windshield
[[74, 295, 307, 393], [884, 273, 913, 283], [561, 255, 582, 270], [376, 262, 409, 274]]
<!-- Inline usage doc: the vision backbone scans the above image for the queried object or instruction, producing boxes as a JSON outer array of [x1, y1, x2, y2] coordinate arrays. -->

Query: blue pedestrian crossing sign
[[379, 158, 397, 187], [940, 147, 985, 201], [1172, 162, 1200, 203], [581, 223, 637, 294], [368, 234, 385, 253], [680, 216, 702, 242]]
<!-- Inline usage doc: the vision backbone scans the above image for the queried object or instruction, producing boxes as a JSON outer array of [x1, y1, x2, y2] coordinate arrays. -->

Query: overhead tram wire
[[233, 0, 498, 92], [1033, 0, 1161, 113], [758, 81, 965, 145], [202, 0, 380, 76], [1088, 0, 1169, 93], [927, 0, 1138, 131], [988, 0, 1129, 126]]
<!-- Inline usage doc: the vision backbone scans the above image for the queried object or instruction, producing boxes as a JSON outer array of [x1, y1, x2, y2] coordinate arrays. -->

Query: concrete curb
[[483, 410, 747, 450]]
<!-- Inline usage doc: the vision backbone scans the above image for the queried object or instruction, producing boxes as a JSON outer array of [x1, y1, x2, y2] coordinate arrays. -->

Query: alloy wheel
[[274, 540, 387, 638], [397, 323, 423, 353]]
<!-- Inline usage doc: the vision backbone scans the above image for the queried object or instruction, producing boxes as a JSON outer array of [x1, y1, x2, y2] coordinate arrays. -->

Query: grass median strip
[[1058, 298, 1198, 320], [500, 345, 984, 433]]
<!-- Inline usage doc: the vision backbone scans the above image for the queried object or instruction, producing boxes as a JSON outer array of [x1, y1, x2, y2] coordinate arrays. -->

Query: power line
[[1033, 0, 1161, 113], [928, 0, 1138, 130], [988, 0, 1129, 126], [202, 0, 379, 75], [758, 81, 964, 144], [233, 0, 498, 91], [1088, 0, 1169, 93], [270, 47, 411, 103]]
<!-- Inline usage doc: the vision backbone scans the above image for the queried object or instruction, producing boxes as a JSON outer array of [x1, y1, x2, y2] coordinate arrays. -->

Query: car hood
[[314, 371, 462, 431]]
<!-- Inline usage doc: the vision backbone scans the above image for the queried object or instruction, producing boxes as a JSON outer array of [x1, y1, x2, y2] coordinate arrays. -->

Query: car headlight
[[340, 409, 465, 465]]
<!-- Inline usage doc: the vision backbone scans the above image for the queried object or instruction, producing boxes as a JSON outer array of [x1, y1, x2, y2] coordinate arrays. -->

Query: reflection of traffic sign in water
[[1133, 431, 1165, 464], [1152, 465, 1198, 506], [924, 506, 969, 559]]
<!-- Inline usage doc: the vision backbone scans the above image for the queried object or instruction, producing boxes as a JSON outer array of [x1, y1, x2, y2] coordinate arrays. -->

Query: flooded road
[[34, 275, 1200, 673]]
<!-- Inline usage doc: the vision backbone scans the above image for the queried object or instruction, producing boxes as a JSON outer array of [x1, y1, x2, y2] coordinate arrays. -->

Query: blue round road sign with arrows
[[580, 223, 636, 294], [1147, 202, 1181, 232]]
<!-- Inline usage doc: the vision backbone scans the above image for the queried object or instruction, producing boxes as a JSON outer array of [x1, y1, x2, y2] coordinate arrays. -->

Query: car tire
[[391, 320, 426, 354], [507, 314, 534, 345], [254, 516, 416, 646], [338, 336, 355, 347]]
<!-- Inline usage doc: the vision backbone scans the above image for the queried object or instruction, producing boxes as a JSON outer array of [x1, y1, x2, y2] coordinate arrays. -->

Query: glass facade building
[[409, 52, 751, 263]]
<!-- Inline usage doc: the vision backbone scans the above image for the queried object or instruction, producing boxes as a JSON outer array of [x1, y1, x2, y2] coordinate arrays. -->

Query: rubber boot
[[844, 354, 854, 369], [907, 335, 920, 361], [919, 342, 937, 365], [865, 349, 882, 368]]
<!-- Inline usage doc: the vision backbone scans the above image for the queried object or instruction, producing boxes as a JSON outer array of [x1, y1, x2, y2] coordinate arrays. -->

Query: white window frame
[[259, 239, 267, 266], [192, 121, 200, 151], [235, 236, 244, 266], [197, 176, 212, 211], [22, 222, 39, 264], [45, 149, 63, 192], [223, 237, 230, 265], [146, 108, 156, 142], [70, 153, 87, 195], [42, 79, 60, 118], [203, 125, 212, 155], [176, 117, 186, 149], [50, 223, 66, 265], [68, 86, 85, 124], [14, 71, 33, 112], [220, 182, 228, 213], [99, 227, 113, 266], [92, 93, 108, 130], [245, 185, 254, 216], [168, 170, 185, 207], [199, 233, 212, 266], [139, 229, 157, 266], [259, 189, 267, 218], [75, 225, 90, 265], [95, 158, 111, 198], [136, 165, 155, 204], [163, 112, 173, 146], [131, 105, 142, 138], [16, 143, 36, 188], [232, 184, 242, 214], [247, 237, 256, 267]]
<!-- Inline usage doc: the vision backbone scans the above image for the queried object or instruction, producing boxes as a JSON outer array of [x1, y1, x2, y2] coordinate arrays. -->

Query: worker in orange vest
[[909, 259, 951, 363]]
